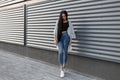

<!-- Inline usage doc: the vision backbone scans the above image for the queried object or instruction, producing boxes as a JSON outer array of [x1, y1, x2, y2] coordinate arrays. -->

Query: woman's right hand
[[54, 40, 58, 45], [69, 39, 72, 45]]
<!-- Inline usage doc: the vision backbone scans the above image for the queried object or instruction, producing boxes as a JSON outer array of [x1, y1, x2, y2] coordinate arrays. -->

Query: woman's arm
[[54, 34, 58, 45]]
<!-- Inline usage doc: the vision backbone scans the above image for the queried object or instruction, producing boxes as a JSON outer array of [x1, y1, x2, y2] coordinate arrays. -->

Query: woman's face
[[62, 13, 67, 21]]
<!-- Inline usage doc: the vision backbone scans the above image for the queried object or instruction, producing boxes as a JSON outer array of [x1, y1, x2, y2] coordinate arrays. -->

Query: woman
[[54, 10, 76, 77]]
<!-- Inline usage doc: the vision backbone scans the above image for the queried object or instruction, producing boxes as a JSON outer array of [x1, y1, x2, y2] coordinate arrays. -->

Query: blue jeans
[[58, 32, 70, 66]]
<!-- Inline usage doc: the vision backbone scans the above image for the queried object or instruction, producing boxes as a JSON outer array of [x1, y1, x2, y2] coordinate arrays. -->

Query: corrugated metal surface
[[0, 0, 24, 7], [27, 0, 120, 63], [0, 6, 24, 45]]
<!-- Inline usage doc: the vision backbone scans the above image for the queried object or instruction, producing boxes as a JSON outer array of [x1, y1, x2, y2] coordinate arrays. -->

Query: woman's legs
[[58, 41, 64, 70], [58, 32, 70, 77], [58, 41, 65, 77], [63, 33, 70, 68]]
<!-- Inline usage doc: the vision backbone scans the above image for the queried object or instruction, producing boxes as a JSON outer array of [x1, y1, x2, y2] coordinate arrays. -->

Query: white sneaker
[[60, 70, 64, 78]]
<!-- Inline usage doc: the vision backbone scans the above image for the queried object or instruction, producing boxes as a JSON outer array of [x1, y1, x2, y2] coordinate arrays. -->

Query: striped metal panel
[[0, 0, 24, 7], [0, 6, 24, 45], [27, 0, 120, 63]]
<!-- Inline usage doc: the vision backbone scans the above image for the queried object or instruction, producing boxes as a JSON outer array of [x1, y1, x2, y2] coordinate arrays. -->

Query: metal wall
[[0, 6, 24, 45], [27, 0, 120, 63], [0, 0, 24, 7], [0, 0, 120, 63]]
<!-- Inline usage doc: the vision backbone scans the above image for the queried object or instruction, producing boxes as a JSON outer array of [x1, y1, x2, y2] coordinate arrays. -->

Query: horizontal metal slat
[[72, 46, 120, 57], [27, 44, 56, 51], [72, 50, 120, 63], [27, 41, 55, 47], [74, 38, 120, 43]]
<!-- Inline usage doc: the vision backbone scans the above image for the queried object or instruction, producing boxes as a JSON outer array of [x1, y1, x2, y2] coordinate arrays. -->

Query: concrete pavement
[[0, 49, 102, 80]]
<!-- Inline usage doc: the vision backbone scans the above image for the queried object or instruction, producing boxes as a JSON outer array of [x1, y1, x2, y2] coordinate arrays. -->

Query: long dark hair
[[57, 10, 68, 42]]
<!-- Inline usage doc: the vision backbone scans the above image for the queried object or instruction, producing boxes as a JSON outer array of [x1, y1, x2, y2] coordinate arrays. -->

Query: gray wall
[[26, 0, 120, 63], [0, 6, 24, 45], [0, 0, 120, 63]]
